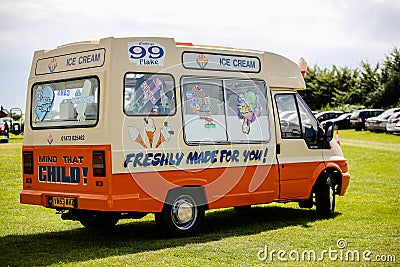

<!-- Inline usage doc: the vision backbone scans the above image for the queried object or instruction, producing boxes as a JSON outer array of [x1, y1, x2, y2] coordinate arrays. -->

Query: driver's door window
[[275, 94, 301, 138], [275, 93, 319, 147]]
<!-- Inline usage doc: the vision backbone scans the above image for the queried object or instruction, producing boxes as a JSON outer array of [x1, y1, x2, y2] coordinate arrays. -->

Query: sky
[[0, 0, 399, 112]]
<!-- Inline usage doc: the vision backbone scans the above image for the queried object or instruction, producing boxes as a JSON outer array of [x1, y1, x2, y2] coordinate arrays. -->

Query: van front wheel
[[155, 193, 205, 237], [315, 173, 336, 218]]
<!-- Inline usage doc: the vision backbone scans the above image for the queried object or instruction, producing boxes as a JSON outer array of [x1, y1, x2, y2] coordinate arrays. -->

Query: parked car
[[386, 112, 400, 133], [0, 121, 9, 143], [0, 117, 13, 128], [350, 109, 384, 131], [0, 117, 22, 135], [365, 108, 400, 132], [315, 111, 344, 123], [394, 120, 400, 134], [321, 113, 352, 130]]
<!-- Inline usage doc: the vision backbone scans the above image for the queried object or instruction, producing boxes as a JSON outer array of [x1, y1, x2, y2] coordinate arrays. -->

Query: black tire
[[155, 192, 205, 237], [315, 173, 336, 218], [79, 212, 119, 229], [234, 205, 251, 211], [298, 198, 313, 209]]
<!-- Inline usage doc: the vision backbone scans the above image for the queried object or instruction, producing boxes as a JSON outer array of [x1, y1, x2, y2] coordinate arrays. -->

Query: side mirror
[[324, 121, 334, 142]]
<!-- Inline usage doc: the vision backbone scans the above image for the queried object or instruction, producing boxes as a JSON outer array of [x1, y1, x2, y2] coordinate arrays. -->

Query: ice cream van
[[21, 37, 350, 236]]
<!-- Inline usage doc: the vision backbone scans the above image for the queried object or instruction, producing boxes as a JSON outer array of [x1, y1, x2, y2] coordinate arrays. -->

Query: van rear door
[[271, 90, 324, 200]]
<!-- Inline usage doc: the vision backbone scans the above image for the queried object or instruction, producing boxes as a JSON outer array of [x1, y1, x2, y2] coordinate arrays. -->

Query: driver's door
[[272, 91, 324, 200]]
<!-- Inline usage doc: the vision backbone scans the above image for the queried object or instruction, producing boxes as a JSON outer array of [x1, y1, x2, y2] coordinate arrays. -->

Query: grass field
[[0, 131, 399, 266]]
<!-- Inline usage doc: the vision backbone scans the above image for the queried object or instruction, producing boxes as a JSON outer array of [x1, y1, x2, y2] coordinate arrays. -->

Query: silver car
[[365, 108, 400, 132]]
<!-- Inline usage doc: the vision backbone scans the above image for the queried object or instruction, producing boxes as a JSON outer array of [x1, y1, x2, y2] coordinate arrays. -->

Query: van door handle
[[276, 144, 281, 154]]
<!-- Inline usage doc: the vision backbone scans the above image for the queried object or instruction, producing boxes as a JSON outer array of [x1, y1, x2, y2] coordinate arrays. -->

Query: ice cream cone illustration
[[155, 132, 165, 148], [128, 126, 147, 148], [144, 117, 156, 147], [156, 122, 174, 148], [298, 57, 307, 78]]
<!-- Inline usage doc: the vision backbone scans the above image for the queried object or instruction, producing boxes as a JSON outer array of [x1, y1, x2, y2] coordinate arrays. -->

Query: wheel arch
[[164, 186, 209, 210], [313, 167, 343, 195]]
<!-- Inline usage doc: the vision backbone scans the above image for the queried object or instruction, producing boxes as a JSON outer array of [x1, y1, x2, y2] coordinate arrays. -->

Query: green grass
[[0, 131, 399, 266]]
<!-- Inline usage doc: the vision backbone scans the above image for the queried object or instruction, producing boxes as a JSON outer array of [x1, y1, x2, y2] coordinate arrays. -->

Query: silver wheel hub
[[171, 196, 197, 230], [176, 200, 192, 223]]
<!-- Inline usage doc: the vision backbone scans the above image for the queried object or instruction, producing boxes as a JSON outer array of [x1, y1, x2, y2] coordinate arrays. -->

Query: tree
[[359, 61, 381, 107], [372, 46, 400, 108], [301, 46, 399, 111], [301, 65, 335, 110], [331, 66, 359, 107]]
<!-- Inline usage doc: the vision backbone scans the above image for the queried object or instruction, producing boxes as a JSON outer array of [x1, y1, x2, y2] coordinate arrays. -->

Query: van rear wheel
[[315, 173, 336, 218], [155, 193, 205, 237]]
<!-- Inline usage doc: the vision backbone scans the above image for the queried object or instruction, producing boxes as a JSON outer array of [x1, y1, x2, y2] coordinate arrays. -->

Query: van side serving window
[[124, 73, 176, 116], [31, 76, 99, 129], [181, 77, 270, 144]]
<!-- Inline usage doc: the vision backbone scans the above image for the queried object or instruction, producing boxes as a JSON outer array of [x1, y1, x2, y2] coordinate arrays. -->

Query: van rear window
[[31, 77, 99, 129]]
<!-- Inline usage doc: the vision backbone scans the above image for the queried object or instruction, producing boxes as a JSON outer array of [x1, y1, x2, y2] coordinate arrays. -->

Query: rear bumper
[[350, 121, 363, 129], [20, 190, 109, 210], [20, 190, 162, 212], [339, 172, 351, 196], [0, 133, 8, 141]]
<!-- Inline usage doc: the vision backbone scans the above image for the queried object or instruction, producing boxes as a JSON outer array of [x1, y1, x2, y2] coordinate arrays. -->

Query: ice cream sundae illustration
[[237, 90, 260, 134], [128, 126, 147, 148], [155, 122, 174, 148], [144, 117, 156, 147]]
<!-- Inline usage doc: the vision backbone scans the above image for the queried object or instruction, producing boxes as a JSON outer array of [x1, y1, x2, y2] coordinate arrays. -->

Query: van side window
[[181, 77, 227, 143], [275, 93, 318, 143], [224, 79, 270, 142], [181, 77, 270, 144], [124, 73, 176, 116]]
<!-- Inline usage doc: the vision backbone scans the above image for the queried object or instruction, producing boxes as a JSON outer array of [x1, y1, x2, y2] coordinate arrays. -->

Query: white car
[[386, 112, 400, 133], [393, 120, 400, 134]]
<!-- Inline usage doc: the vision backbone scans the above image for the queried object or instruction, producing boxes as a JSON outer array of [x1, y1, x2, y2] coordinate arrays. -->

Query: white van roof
[[31, 37, 306, 89]]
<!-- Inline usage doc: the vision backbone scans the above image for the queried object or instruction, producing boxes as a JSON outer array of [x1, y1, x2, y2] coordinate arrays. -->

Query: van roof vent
[[57, 40, 99, 49]]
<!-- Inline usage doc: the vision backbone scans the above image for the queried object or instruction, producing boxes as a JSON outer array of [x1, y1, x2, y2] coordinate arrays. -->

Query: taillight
[[23, 151, 34, 174], [358, 117, 362, 122], [92, 151, 106, 177], [393, 119, 399, 123]]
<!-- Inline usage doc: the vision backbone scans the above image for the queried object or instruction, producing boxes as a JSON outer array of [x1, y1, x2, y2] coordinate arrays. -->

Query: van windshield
[[31, 77, 99, 129]]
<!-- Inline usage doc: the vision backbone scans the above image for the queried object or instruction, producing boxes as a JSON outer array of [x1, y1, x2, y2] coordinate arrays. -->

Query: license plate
[[48, 196, 77, 208]]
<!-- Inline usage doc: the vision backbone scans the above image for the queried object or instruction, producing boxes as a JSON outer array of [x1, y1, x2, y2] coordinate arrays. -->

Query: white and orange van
[[21, 37, 350, 236]]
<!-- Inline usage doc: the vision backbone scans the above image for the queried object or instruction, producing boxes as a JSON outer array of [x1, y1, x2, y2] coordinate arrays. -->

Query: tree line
[[299, 46, 400, 112]]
